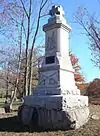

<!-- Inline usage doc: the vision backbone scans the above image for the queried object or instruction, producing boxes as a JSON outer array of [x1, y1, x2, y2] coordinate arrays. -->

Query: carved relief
[[39, 71, 59, 85], [39, 74, 47, 85], [46, 31, 56, 52], [39, 79, 45, 85], [49, 78, 56, 85]]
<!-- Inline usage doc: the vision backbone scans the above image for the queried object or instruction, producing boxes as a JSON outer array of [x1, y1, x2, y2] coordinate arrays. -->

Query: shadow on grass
[[0, 116, 46, 133]]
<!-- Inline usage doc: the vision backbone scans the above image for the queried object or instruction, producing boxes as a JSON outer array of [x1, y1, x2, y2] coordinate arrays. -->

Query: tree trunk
[[5, 72, 9, 101], [9, 17, 23, 109], [28, 54, 34, 95], [22, 0, 32, 96], [10, 86, 17, 110]]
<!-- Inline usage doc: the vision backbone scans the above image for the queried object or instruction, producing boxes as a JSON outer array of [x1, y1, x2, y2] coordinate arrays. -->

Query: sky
[[52, 0, 100, 82], [0, 0, 100, 82]]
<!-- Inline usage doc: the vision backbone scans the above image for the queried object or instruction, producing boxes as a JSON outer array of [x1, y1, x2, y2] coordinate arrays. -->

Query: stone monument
[[18, 5, 89, 129]]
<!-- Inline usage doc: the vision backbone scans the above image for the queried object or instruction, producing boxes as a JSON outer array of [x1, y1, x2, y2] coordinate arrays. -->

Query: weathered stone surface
[[91, 114, 100, 120], [23, 95, 88, 110], [21, 94, 89, 129], [19, 105, 89, 129], [21, 106, 33, 125], [22, 94, 89, 129], [24, 95, 63, 110]]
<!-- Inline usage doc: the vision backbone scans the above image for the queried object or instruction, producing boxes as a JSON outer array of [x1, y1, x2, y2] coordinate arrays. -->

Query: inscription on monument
[[45, 56, 55, 64]]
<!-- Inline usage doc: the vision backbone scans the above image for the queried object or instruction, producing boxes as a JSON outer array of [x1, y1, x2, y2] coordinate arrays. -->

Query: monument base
[[18, 95, 89, 130]]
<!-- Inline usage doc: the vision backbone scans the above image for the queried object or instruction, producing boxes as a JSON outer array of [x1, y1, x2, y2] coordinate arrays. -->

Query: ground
[[0, 104, 100, 136]]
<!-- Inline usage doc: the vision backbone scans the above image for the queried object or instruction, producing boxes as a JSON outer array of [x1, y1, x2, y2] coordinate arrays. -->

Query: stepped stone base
[[18, 95, 89, 130]]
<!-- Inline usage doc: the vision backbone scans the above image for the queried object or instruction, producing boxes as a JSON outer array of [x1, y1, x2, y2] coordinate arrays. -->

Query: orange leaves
[[87, 78, 100, 96], [70, 51, 84, 82], [74, 73, 84, 82], [70, 52, 78, 66], [70, 51, 86, 91]]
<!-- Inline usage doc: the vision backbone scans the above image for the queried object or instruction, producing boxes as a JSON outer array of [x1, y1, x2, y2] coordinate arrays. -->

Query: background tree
[[86, 78, 100, 104], [0, 0, 51, 109], [74, 5, 100, 69], [69, 51, 86, 91], [0, 46, 39, 107]]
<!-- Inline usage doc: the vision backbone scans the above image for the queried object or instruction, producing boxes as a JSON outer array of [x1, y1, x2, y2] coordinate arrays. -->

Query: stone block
[[62, 95, 88, 109], [24, 95, 63, 110], [24, 95, 88, 110]]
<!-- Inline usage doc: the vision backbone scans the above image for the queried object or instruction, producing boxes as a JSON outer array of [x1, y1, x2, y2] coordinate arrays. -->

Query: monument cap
[[49, 5, 64, 17]]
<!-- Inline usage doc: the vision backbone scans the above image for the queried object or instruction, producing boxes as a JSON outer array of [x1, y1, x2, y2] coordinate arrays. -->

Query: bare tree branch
[[20, 0, 29, 17]]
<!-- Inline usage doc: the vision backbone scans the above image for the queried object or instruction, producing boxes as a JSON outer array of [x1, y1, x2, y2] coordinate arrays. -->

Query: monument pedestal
[[18, 5, 89, 130], [20, 95, 89, 129]]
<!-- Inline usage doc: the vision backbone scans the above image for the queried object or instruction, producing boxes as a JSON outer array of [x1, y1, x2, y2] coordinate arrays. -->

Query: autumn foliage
[[70, 51, 86, 91], [87, 78, 100, 96], [85, 78, 100, 104], [70, 52, 84, 82]]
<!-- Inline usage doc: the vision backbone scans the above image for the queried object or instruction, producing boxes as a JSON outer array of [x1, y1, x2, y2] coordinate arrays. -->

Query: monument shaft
[[35, 6, 79, 95]]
